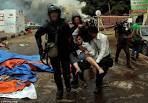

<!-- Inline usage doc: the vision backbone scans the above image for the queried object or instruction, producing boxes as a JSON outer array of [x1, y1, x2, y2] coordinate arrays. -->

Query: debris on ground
[[19, 43, 29, 47], [109, 81, 133, 90], [0, 41, 9, 49]]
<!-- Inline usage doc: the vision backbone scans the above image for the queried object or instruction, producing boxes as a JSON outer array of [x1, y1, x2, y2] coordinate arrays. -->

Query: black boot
[[94, 87, 102, 94], [66, 87, 71, 93], [127, 64, 132, 68], [71, 80, 79, 88], [56, 90, 63, 100]]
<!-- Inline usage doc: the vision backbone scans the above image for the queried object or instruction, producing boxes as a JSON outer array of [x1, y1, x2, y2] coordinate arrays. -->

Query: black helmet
[[48, 4, 61, 15]]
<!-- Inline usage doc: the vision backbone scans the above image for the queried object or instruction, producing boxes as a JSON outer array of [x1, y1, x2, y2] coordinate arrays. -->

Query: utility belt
[[44, 42, 58, 58], [40, 42, 58, 66]]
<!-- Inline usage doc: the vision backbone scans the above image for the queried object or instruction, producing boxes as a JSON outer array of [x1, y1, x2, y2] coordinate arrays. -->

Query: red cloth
[[0, 80, 30, 93], [0, 59, 42, 70]]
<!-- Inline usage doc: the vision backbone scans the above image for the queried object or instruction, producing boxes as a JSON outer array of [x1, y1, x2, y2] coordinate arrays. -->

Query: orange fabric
[[0, 59, 42, 70], [0, 80, 30, 93], [0, 59, 27, 69]]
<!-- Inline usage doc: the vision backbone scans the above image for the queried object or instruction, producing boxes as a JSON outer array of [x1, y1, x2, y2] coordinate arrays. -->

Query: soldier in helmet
[[35, 4, 74, 99]]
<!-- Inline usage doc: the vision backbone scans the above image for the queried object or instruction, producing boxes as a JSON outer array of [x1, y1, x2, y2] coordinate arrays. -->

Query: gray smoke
[[0, 0, 55, 24], [57, 0, 88, 20], [0, 0, 87, 24]]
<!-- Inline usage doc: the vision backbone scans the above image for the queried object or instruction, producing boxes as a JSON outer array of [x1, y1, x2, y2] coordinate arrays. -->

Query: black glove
[[39, 48, 45, 60]]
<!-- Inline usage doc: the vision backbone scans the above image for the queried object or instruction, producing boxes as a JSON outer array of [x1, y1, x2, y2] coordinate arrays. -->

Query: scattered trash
[[138, 73, 148, 80], [0, 41, 9, 49], [19, 43, 29, 47], [25, 28, 32, 34], [113, 93, 144, 101], [0, 43, 5, 47], [57, 99, 75, 103], [19, 44, 25, 47], [135, 81, 148, 87], [0, 75, 10, 81], [110, 81, 133, 90]]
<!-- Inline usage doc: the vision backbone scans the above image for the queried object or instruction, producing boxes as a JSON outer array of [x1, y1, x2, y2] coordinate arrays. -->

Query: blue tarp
[[0, 50, 53, 82]]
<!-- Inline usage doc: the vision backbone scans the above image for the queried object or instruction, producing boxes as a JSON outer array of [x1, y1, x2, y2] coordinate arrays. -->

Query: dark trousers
[[50, 57, 71, 91], [96, 55, 110, 88], [71, 66, 84, 84], [115, 44, 130, 65], [72, 61, 91, 84], [131, 45, 141, 58], [131, 43, 141, 59]]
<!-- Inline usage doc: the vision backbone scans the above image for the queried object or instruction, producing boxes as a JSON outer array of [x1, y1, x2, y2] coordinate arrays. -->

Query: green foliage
[[78, 0, 130, 16]]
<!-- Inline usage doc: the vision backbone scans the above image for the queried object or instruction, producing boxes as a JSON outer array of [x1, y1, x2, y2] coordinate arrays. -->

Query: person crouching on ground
[[88, 26, 113, 94]]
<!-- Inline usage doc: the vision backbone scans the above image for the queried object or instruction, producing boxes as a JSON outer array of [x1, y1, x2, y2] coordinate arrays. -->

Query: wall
[[0, 9, 25, 34], [4, 9, 17, 34], [0, 10, 4, 32], [16, 10, 25, 33], [99, 16, 129, 27]]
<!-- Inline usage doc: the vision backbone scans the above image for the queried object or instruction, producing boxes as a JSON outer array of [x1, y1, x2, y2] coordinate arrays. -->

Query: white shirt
[[72, 28, 79, 36], [90, 32, 110, 63]]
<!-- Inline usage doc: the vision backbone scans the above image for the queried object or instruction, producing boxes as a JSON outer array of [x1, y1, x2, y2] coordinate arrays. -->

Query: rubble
[[110, 81, 133, 90], [0, 41, 9, 49], [19, 43, 29, 47]]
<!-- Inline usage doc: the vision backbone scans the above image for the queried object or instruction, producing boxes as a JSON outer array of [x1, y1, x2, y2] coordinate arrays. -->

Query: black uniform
[[114, 22, 131, 66], [35, 19, 73, 93]]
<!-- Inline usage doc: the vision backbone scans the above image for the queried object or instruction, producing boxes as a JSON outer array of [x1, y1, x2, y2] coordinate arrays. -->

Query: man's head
[[75, 35, 83, 46], [72, 15, 82, 26], [88, 26, 98, 39], [48, 4, 61, 22]]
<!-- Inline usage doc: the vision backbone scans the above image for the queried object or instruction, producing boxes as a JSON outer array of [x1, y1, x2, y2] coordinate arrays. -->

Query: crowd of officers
[[35, 4, 143, 99]]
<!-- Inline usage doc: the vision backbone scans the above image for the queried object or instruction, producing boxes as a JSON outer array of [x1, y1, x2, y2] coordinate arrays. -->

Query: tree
[[78, 0, 130, 16]]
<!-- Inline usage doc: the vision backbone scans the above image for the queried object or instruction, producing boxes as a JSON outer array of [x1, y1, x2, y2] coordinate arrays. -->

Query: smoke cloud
[[0, 0, 87, 24], [57, 0, 87, 19]]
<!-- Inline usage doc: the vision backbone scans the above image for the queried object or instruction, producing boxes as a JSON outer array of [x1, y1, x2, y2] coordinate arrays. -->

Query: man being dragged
[[70, 35, 104, 75]]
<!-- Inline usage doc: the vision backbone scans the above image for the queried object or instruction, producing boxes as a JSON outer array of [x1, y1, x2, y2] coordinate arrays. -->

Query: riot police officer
[[35, 4, 73, 99], [114, 21, 132, 68]]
